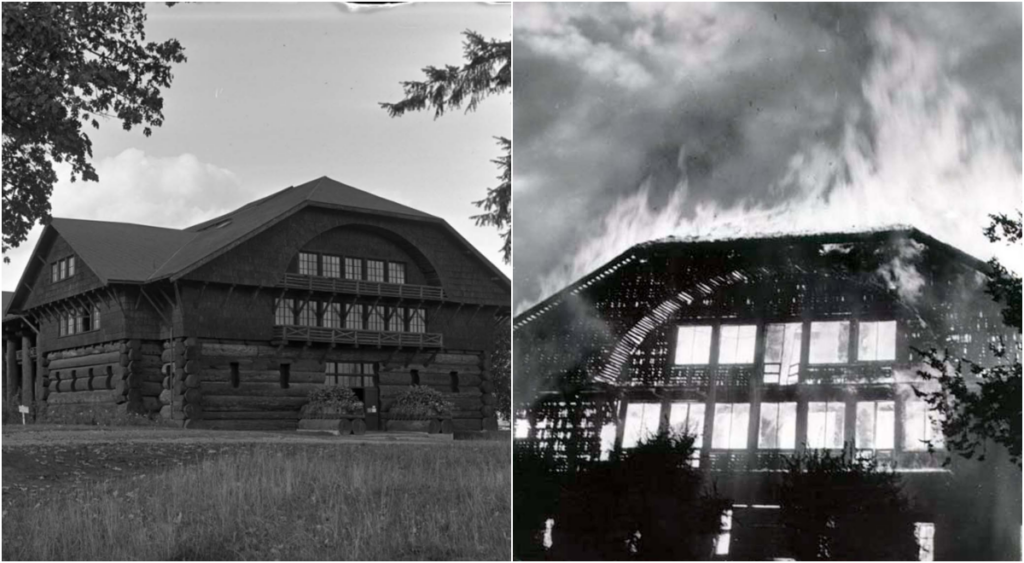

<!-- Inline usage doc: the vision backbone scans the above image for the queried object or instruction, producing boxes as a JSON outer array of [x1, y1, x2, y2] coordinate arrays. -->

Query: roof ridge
[[306, 176, 327, 202], [145, 230, 202, 282]]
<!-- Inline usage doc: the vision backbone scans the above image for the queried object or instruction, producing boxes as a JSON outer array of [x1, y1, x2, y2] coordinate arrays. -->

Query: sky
[[2, 2, 511, 292], [513, 3, 1022, 313]]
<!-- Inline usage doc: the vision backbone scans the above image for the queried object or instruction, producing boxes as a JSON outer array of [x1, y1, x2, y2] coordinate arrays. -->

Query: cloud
[[514, 4, 1022, 312], [2, 149, 243, 290]]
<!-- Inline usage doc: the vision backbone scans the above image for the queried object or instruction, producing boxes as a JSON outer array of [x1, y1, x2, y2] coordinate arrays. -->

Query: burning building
[[513, 227, 1021, 560]]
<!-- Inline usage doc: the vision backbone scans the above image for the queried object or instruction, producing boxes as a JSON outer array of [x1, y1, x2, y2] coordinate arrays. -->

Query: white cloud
[[2, 149, 243, 291]]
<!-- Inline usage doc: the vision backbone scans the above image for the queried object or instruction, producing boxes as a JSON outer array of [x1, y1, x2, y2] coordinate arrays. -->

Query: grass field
[[2, 430, 510, 560]]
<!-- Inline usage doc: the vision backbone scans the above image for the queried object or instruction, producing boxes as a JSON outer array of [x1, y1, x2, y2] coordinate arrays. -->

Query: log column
[[21, 334, 34, 406], [5, 336, 17, 402]]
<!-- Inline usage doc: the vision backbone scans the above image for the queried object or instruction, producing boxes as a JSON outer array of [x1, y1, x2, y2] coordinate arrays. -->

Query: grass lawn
[[2, 428, 509, 560]]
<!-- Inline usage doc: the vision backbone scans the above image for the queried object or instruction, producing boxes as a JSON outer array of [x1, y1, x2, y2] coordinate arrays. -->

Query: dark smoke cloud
[[513, 3, 1022, 312]]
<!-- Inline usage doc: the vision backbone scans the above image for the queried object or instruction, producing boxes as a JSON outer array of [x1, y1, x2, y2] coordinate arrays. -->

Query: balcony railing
[[277, 273, 445, 301], [273, 325, 443, 348]]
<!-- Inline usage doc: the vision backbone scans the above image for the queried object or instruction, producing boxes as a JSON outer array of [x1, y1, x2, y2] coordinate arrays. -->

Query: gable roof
[[514, 227, 990, 330], [10, 176, 509, 312], [2, 291, 13, 320]]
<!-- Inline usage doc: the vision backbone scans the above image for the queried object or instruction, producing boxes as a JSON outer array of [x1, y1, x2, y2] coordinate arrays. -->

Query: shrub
[[388, 386, 454, 420], [301, 386, 365, 419]]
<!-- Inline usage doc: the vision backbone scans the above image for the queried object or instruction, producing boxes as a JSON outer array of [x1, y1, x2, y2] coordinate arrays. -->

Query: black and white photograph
[[2, 2, 511, 560], [512, 3, 1022, 561]]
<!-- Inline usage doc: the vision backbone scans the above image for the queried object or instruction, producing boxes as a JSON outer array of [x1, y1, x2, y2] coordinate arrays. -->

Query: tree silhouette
[[915, 212, 1022, 467], [380, 31, 511, 264], [778, 446, 921, 560], [2, 3, 186, 259], [549, 431, 728, 560]]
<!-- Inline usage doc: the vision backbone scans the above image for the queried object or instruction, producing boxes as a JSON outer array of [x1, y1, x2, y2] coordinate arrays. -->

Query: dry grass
[[2, 442, 509, 560]]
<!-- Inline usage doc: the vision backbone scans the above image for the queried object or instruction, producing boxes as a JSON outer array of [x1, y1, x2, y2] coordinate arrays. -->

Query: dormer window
[[52, 256, 76, 283]]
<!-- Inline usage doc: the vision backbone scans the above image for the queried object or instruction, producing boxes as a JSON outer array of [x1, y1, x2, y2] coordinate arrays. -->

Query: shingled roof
[[10, 176, 508, 311]]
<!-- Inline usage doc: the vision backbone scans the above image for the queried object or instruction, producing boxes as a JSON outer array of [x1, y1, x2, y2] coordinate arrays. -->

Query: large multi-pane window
[[388, 262, 406, 284], [366, 260, 385, 282], [858, 320, 897, 361], [807, 401, 846, 449], [674, 325, 713, 365], [322, 303, 343, 329], [298, 252, 318, 276], [622, 402, 661, 449], [345, 258, 362, 280], [322, 255, 342, 278], [719, 325, 757, 364], [366, 306, 386, 331], [326, 362, 376, 387], [808, 321, 850, 364], [387, 307, 403, 331], [712, 403, 750, 449], [856, 401, 895, 450], [60, 309, 96, 336], [764, 323, 802, 385], [297, 301, 317, 327], [409, 308, 426, 333], [345, 304, 364, 330], [904, 401, 943, 451], [669, 401, 705, 447], [759, 402, 797, 449], [276, 298, 294, 325]]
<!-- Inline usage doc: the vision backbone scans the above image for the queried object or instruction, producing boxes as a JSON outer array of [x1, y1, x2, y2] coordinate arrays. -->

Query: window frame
[[807, 401, 847, 449], [855, 400, 896, 450], [718, 324, 758, 365], [758, 401, 798, 450], [298, 251, 320, 276], [673, 324, 714, 365], [712, 403, 751, 450], [387, 261, 406, 284], [857, 320, 897, 362], [365, 259, 386, 283], [763, 322, 803, 385], [808, 321, 851, 365]]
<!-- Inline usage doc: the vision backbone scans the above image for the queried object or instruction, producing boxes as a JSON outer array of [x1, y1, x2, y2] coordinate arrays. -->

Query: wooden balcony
[[277, 273, 445, 301], [272, 325, 443, 348]]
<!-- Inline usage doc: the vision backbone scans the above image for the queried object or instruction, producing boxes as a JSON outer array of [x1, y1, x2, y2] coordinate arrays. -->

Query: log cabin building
[[513, 228, 1021, 560], [4, 176, 510, 432]]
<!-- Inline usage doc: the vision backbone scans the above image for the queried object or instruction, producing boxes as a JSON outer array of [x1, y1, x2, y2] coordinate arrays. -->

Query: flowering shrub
[[302, 386, 365, 419], [388, 386, 454, 420]]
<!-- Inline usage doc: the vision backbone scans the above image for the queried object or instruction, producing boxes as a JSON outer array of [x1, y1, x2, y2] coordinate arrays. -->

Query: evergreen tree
[[380, 31, 511, 264]]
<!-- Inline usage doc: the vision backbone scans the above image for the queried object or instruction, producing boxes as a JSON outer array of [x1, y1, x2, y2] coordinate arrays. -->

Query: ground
[[2, 425, 510, 560]]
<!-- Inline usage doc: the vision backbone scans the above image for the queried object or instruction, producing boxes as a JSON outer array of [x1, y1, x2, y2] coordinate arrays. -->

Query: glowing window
[[514, 419, 531, 439], [322, 255, 341, 278], [719, 325, 757, 364], [856, 401, 895, 450], [366, 260, 385, 282], [712, 403, 750, 449], [808, 321, 850, 364], [915, 522, 934, 562], [715, 509, 733, 556], [668, 401, 705, 448], [674, 325, 713, 365], [298, 252, 318, 276], [759, 402, 797, 449], [858, 320, 897, 361], [764, 323, 802, 385], [388, 262, 406, 284], [904, 401, 944, 451], [599, 422, 617, 461], [622, 402, 661, 449], [807, 402, 846, 449]]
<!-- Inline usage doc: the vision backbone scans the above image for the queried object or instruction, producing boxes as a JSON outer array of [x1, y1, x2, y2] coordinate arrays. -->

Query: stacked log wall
[[43, 339, 162, 419]]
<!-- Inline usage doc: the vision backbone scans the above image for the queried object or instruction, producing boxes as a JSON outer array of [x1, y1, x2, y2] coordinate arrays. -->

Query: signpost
[[18, 404, 28, 425]]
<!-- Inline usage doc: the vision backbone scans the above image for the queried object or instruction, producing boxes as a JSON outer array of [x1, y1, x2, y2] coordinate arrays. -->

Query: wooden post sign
[[18, 404, 29, 425]]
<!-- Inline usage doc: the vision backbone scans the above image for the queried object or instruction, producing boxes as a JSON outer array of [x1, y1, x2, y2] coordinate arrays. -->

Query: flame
[[527, 16, 1021, 312]]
